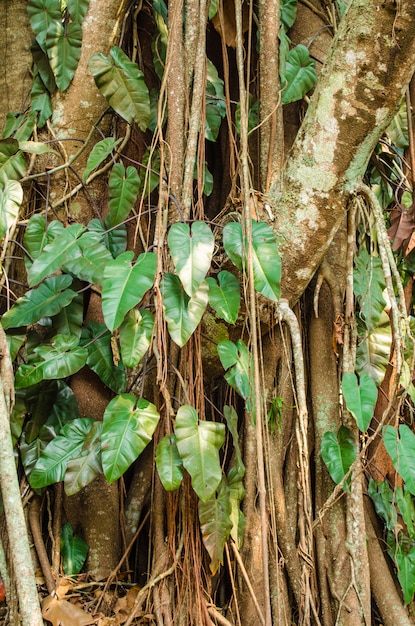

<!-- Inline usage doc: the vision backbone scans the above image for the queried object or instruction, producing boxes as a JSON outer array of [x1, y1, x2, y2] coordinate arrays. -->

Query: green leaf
[[0, 180, 23, 240], [30, 417, 94, 488], [281, 44, 317, 105], [217, 340, 252, 407], [46, 21, 82, 91], [102, 251, 157, 331], [82, 321, 126, 394], [89, 46, 150, 129], [388, 538, 415, 605], [342, 372, 377, 431], [28, 0, 61, 38], [1, 275, 76, 330], [368, 478, 398, 532], [3, 110, 37, 141], [30, 73, 53, 128], [27, 223, 86, 286], [281, 0, 298, 30], [102, 394, 160, 483], [155, 434, 183, 491], [168, 221, 214, 296], [82, 137, 122, 182], [208, 0, 219, 19], [386, 98, 409, 149], [60, 523, 89, 575], [0, 138, 26, 184], [24, 380, 79, 443], [62, 231, 113, 285], [64, 421, 103, 495], [384, 425, 415, 495], [321, 426, 356, 486], [198, 478, 232, 574], [24, 215, 63, 267], [18, 141, 58, 156], [395, 486, 415, 542], [224, 405, 245, 546], [354, 248, 386, 332], [106, 163, 140, 228], [66, 0, 90, 23], [223, 221, 281, 301], [162, 274, 209, 347], [206, 271, 240, 324], [174, 405, 225, 501], [356, 312, 392, 385], [87, 218, 127, 258], [119, 308, 154, 368], [205, 59, 226, 142], [31, 39, 57, 92]]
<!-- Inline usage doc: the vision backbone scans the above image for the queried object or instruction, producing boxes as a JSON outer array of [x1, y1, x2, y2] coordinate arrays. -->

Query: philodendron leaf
[[388, 538, 415, 605], [0, 179, 23, 240], [206, 271, 240, 324], [87, 217, 127, 258], [82, 321, 126, 394], [223, 220, 281, 301], [355, 311, 392, 385], [46, 21, 83, 91], [89, 46, 150, 129], [155, 434, 183, 491], [162, 274, 209, 347], [281, 44, 317, 105], [101, 394, 160, 483], [217, 340, 252, 408], [168, 221, 214, 297], [342, 371, 377, 432], [60, 523, 89, 576], [62, 231, 113, 285], [106, 163, 140, 228], [0, 138, 26, 184], [395, 486, 415, 542], [1, 275, 76, 330], [174, 405, 225, 501], [82, 137, 122, 182], [28, 0, 61, 38], [198, 478, 232, 574], [384, 425, 415, 495], [368, 478, 398, 533], [119, 308, 154, 368], [224, 405, 245, 546], [66, 0, 90, 24], [354, 247, 386, 332], [30, 417, 95, 488], [64, 421, 103, 495], [102, 251, 157, 331], [321, 425, 356, 487], [31, 73, 53, 128]]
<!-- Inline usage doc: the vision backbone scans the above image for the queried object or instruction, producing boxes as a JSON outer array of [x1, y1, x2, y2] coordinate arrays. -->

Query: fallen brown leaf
[[42, 595, 98, 626]]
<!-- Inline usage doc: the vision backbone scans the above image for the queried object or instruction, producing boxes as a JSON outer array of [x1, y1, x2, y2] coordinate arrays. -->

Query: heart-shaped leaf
[[162, 274, 209, 347], [342, 371, 377, 432], [155, 434, 183, 491], [198, 478, 232, 574], [66, 0, 90, 24], [87, 218, 127, 258], [60, 523, 89, 575], [64, 421, 103, 495], [168, 221, 214, 297], [206, 271, 240, 324], [368, 478, 398, 533], [354, 247, 386, 332], [81, 321, 126, 394], [281, 44, 317, 105], [62, 231, 113, 285], [46, 21, 83, 91], [356, 311, 392, 385], [0, 138, 26, 184], [31, 73, 53, 128], [51, 291, 83, 344], [384, 425, 415, 495], [82, 137, 122, 182], [174, 405, 225, 501], [321, 426, 356, 487], [101, 394, 160, 483], [106, 163, 140, 228], [217, 340, 252, 407], [28, 0, 61, 38], [0, 179, 23, 239], [119, 308, 154, 367], [102, 251, 157, 331]]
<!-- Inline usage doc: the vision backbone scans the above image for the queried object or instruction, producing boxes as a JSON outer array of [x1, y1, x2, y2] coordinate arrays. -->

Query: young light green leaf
[[106, 163, 140, 227], [30, 417, 95, 488], [174, 405, 225, 501], [64, 421, 103, 496], [198, 478, 232, 574], [102, 394, 160, 483], [155, 434, 183, 491], [206, 271, 240, 324], [28, 0, 61, 38], [66, 0, 90, 24], [60, 523, 89, 575], [0, 179, 23, 239], [89, 46, 150, 129], [281, 44, 317, 105], [82, 137, 122, 182], [354, 247, 386, 332], [0, 138, 26, 184], [1, 275, 76, 330], [18, 141, 58, 155], [342, 371, 377, 431], [119, 309, 154, 368], [321, 426, 356, 487], [168, 221, 214, 297], [46, 21, 82, 91], [162, 274, 209, 347], [384, 425, 415, 495], [102, 251, 157, 331], [62, 231, 113, 285], [355, 311, 392, 385], [82, 321, 126, 394]]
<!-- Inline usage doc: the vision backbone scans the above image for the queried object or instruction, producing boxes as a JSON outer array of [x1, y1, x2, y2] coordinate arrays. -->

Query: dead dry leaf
[[42, 595, 98, 626]]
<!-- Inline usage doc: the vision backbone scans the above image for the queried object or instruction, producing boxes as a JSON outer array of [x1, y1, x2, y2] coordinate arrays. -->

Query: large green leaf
[[354, 247, 386, 332], [162, 274, 209, 347], [0, 180, 23, 239], [89, 46, 150, 129], [356, 312, 392, 384], [101, 394, 160, 483], [82, 137, 122, 182], [223, 221, 281, 301], [82, 322, 126, 394], [1, 275, 76, 330], [87, 217, 127, 258], [198, 478, 232, 574], [31, 39, 56, 92], [119, 308, 154, 368], [60, 523, 89, 576], [217, 340, 252, 408], [28, 0, 61, 38], [46, 21, 82, 91], [174, 405, 225, 501], [321, 426, 356, 487], [66, 0, 90, 24], [0, 138, 26, 184], [27, 223, 86, 286], [30, 73, 53, 128], [384, 425, 415, 495], [342, 372, 377, 432], [64, 421, 103, 495], [62, 231, 113, 285], [155, 434, 184, 491], [106, 163, 140, 228], [168, 221, 214, 297], [206, 271, 240, 324], [281, 0, 298, 30], [30, 417, 95, 488], [102, 251, 157, 331], [281, 44, 317, 105], [15, 335, 88, 389]]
